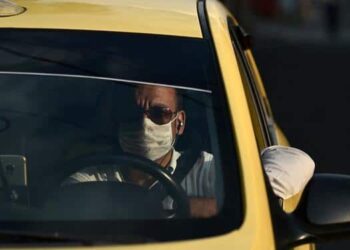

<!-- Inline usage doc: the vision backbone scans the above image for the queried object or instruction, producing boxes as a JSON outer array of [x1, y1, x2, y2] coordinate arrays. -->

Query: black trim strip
[[227, 18, 273, 146], [197, 0, 211, 40]]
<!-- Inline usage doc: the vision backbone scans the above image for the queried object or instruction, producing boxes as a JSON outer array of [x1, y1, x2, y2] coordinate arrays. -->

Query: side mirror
[[288, 173, 350, 245], [296, 173, 350, 225], [271, 173, 350, 249]]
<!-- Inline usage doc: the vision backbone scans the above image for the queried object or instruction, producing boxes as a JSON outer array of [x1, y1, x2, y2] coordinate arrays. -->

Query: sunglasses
[[144, 106, 178, 125]]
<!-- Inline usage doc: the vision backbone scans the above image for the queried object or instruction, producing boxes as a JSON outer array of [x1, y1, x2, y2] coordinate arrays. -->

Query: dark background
[[223, 0, 350, 175], [221, 0, 350, 249]]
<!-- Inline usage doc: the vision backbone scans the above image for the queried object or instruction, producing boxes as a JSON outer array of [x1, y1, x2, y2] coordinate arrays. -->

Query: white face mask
[[118, 116, 176, 161]]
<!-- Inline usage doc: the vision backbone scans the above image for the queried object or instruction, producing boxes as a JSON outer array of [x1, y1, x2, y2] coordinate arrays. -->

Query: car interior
[[0, 73, 216, 220]]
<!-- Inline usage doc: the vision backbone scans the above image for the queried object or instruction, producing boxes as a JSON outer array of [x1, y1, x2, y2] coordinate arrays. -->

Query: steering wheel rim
[[55, 153, 190, 218]]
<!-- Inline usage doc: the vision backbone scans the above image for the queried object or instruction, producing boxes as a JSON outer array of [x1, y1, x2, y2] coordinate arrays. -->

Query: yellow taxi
[[0, 0, 349, 249]]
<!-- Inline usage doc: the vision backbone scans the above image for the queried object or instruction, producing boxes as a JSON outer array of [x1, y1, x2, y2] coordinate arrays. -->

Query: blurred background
[[221, 0, 350, 249], [223, 0, 350, 174]]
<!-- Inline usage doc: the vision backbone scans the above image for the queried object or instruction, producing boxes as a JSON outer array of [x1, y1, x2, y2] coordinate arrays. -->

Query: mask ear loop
[[160, 114, 179, 168], [170, 113, 180, 149]]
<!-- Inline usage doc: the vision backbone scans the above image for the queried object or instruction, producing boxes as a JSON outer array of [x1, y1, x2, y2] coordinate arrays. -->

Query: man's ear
[[176, 110, 186, 135]]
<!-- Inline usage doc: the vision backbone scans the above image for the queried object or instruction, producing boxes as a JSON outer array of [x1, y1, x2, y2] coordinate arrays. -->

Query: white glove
[[261, 145, 315, 199]]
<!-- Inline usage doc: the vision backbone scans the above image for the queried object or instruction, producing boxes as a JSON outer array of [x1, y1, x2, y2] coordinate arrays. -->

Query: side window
[[227, 18, 272, 150], [243, 48, 279, 145]]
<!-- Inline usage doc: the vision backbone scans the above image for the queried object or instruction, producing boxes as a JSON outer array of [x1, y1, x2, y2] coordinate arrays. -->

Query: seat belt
[[173, 149, 200, 183], [150, 149, 200, 198]]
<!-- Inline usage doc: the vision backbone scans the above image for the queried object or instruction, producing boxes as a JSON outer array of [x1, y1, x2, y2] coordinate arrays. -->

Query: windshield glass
[[0, 29, 241, 243]]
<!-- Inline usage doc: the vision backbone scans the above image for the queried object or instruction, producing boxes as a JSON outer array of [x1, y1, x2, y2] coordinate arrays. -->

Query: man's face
[[117, 84, 186, 161], [117, 85, 186, 182], [132, 85, 186, 137]]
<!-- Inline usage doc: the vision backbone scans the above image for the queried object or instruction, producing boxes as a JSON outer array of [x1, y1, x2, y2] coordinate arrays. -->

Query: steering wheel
[[43, 154, 190, 219]]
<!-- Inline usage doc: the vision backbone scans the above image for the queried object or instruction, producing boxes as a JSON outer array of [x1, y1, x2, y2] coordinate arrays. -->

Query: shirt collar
[[148, 148, 181, 189], [166, 148, 181, 175]]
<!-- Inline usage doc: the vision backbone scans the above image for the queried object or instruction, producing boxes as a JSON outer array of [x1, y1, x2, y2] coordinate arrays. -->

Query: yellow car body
[[0, 0, 338, 249]]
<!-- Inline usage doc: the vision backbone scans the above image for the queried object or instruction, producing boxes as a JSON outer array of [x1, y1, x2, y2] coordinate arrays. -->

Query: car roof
[[0, 0, 203, 38]]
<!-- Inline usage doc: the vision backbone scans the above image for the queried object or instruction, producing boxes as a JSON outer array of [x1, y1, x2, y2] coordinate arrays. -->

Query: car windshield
[[0, 29, 241, 243]]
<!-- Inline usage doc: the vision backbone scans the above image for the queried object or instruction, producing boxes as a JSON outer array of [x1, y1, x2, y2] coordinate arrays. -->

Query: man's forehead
[[136, 85, 176, 97], [135, 85, 177, 103]]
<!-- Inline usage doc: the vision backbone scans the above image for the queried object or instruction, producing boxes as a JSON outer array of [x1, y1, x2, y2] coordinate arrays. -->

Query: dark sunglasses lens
[[148, 107, 174, 124]]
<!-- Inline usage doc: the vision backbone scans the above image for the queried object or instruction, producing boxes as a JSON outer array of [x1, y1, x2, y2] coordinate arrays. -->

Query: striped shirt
[[65, 149, 216, 199]]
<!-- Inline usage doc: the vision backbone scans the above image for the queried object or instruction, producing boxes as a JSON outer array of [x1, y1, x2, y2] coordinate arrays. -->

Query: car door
[[226, 17, 315, 250]]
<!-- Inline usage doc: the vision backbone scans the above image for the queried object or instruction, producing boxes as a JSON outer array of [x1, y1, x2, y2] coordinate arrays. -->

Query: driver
[[65, 84, 315, 218]]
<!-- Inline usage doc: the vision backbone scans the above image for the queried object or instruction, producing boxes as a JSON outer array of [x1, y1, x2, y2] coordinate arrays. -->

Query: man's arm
[[261, 145, 315, 200], [189, 197, 217, 218], [186, 146, 315, 217]]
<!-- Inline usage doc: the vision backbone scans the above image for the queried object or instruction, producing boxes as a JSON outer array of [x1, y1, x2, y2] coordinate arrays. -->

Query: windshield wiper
[[0, 230, 94, 246], [0, 229, 157, 246]]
